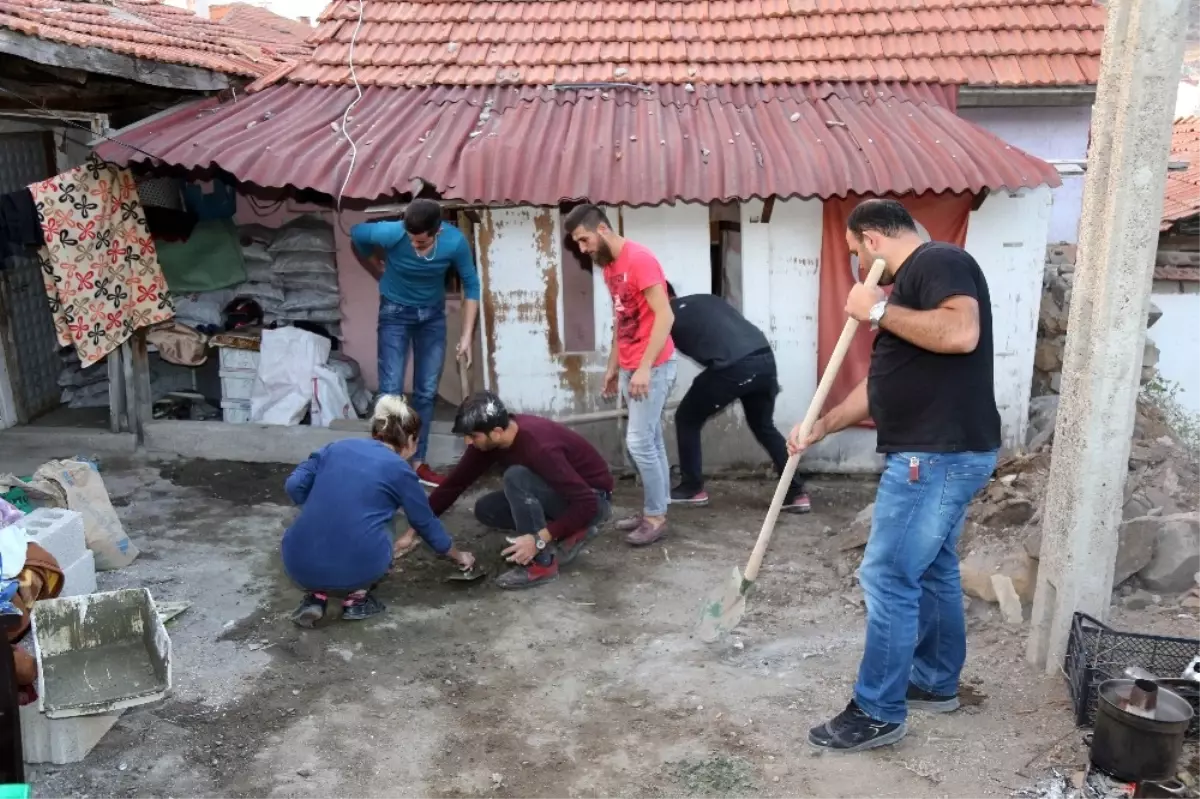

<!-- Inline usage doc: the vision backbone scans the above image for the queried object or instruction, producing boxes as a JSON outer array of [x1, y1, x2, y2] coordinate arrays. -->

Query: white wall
[[965, 186, 1054, 450], [1148, 281, 1200, 415], [960, 105, 1091, 245], [1177, 82, 1200, 119], [477, 192, 1051, 471]]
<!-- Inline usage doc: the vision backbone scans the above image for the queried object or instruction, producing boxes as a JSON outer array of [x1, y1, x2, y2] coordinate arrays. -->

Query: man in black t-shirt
[[666, 284, 809, 513], [788, 199, 1001, 754]]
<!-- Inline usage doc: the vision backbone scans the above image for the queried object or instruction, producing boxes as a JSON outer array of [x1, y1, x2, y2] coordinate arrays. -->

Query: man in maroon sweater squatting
[[427, 391, 614, 589]]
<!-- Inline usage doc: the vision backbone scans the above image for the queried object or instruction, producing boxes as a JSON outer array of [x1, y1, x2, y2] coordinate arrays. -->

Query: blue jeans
[[377, 299, 446, 462], [620, 357, 677, 517], [854, 450, 998, 724]]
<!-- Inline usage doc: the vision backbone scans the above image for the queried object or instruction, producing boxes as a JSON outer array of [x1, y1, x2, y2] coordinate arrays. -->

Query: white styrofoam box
[[221, 398, 251, 424], [219, 369, 254, 401], [20, 704, 123, 764], [20, 508, 86, 571], [61, 550, 97, 597], [218, 347, 261, 372]]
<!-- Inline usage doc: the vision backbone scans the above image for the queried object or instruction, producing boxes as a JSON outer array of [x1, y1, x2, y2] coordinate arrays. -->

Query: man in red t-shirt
[[564, 204, 677, 546]]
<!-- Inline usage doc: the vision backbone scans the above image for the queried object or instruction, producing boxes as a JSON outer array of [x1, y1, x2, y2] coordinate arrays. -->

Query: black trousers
[[474, 465, 612, 564], [674, 350, 805, 498]]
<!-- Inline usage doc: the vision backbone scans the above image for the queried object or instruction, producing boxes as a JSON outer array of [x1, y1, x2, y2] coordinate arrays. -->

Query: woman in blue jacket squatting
[[281, 395, 476, 627]]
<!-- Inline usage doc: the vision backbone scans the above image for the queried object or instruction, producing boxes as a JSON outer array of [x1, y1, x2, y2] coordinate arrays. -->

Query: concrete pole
[[1026, 0, 1190, 672]]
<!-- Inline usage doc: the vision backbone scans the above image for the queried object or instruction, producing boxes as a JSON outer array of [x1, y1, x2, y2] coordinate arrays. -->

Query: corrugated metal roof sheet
[[95, 81, 1061, 205], [1163, 116, 1199, 231]]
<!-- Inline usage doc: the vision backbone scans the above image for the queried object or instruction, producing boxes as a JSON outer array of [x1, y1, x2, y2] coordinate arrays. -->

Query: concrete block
[[20, 508, 86, 570], [61, 550, 96, 598], [20, 703, 122, 764]]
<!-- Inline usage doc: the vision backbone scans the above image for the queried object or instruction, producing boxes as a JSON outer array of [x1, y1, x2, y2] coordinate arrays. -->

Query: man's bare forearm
[[880, 303, 978, 354], [822, 377, 870, 433], [460, 299, 479, 342], [638, 311, 673, 371], [608, 325, 620, 371]]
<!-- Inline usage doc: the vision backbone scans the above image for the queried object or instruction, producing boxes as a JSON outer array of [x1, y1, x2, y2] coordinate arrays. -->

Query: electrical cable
[[334, 0, 366, 211]]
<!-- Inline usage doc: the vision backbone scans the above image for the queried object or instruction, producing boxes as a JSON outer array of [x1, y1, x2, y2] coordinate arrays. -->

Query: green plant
[[1141, 375, 1200, 455]]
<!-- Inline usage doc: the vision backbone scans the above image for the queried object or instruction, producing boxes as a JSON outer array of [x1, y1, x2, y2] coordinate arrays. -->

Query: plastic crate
[[219, 369, 255, 402], [217, 347, 260, 372], [1064, 612, 1200, 739], [220, 399, 251, 424]]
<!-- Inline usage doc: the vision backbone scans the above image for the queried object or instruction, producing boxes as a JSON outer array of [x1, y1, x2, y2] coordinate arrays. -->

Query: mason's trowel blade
[[447, 568, 487, 583]]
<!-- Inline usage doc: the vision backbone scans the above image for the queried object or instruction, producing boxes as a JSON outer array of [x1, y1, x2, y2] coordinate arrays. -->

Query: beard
[[593, 239, 615, 266]]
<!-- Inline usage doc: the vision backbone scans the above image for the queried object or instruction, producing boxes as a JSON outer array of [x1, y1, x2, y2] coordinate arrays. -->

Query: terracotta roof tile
[[0, 0, 306, 78], [212, 3, 314, 49], [282, 0, 1104, 87], [1162, 116, 1199, 230]]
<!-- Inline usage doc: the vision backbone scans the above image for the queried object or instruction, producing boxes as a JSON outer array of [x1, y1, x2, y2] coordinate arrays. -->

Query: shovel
[[696, 257, 888, 643]]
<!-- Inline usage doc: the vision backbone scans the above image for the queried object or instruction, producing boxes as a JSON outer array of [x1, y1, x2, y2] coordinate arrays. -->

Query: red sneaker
[[781, 493, 812, 514], [557, 527, 599, 567], [415, 464, 444, 488], [494, 557, 559, 589]]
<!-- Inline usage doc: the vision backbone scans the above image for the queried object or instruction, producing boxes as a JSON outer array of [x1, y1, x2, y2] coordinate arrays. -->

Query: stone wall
[[1034, 243, 1162, 400]]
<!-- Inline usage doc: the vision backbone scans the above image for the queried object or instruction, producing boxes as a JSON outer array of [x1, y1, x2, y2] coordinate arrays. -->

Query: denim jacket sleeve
[[396, 466, 454, 555], [285, 447, 324, 506]]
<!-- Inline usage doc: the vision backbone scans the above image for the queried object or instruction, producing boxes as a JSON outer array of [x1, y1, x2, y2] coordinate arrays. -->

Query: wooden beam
[[0, 29, 230, 92], [128, 332, 153, 442], [106, 347, 125, 433]]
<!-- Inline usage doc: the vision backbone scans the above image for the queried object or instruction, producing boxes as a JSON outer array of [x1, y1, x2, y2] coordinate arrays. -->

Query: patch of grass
[[671, 754, 756, 798], [1141, 376, 1200, 455]]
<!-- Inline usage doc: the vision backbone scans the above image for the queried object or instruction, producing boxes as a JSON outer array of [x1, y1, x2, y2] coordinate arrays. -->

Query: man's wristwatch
[[868, 300, 888, 330], [533, 532, 548, 551]]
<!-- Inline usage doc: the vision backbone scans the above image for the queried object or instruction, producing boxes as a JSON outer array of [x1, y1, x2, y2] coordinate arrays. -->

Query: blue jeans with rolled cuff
[[377, 299, 446, 463], [620, 357, 678, 517], [853, 449, 998, 724]]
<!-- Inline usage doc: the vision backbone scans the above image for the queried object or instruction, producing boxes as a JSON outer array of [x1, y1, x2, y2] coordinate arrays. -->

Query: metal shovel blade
[[696, 566, 750, 643]]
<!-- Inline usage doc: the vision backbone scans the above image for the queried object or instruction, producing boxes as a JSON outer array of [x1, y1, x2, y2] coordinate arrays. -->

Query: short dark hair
[[404, 198, 443, 236], [666, 281, 677, 298], [846, 199, 918, 239], [453, 391, 511, 436], [562, 204, 611, 234]]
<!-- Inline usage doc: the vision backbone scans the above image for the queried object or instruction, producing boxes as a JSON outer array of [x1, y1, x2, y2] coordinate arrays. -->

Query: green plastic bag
[[0, 784, 31, 798]]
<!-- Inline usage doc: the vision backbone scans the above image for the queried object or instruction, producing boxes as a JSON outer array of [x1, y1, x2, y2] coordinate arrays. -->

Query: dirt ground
[[17, 454, 1200, 798]]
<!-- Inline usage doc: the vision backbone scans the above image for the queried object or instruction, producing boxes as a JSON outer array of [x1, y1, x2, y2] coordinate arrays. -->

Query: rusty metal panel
[[97, 82, 1061, 206]]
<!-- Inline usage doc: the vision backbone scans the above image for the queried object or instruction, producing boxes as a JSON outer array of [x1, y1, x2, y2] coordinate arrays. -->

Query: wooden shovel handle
[[742, 257, 887, 583]]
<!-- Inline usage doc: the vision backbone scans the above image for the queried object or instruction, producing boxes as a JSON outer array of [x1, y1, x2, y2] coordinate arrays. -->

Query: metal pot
[[1090, 679, 1194, 782]]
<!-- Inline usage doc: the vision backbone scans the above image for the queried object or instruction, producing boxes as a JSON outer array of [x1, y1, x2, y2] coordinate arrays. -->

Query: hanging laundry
[[155, 217, 247, 292], [0, 189, 42, 260], [182, 178, 237, 220], [143, 205, 198, 242], [30, 157, 175, 368]]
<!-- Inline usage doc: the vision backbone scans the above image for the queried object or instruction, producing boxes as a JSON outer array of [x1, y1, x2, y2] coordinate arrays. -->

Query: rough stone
[[1123, 590, 1153, 611], [991, 574, 1025, 624], [1137, 513, 1200, 593], [833, 503, 873, 551], [1123, 493, 1155, 521], [1034, 338, 1065, 372], [1116, 516, 1169, 587], [1027, 396, 1061, 450], [1147, 301, 1163, 329], [1023, 527, 1043, 560], [961, 542, 1038, 604]]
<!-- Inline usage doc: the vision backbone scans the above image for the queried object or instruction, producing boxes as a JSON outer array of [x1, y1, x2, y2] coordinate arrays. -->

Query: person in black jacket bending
[[667, 284, 809, 513]]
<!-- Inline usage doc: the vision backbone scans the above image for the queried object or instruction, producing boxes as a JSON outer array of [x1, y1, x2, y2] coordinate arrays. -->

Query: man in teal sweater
[[350, 199, 481, 487]]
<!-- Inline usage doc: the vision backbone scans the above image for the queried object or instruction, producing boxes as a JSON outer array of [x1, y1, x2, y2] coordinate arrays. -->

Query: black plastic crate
[[1064, 612, 1200, 739]]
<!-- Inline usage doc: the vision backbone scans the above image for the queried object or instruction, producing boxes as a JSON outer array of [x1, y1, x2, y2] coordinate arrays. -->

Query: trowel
[[447, 567, 486, 583]]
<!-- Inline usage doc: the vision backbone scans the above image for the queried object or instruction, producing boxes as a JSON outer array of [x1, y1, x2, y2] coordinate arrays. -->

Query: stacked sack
[[267, 218, 341, 328], [58, 350, 109, 409]]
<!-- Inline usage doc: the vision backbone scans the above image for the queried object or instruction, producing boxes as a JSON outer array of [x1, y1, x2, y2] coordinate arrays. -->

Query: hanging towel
[[0, 189, 42, 260], [182, 179, 237, 220], [30, 157, 176, 367], [156, 217, 247, 292]]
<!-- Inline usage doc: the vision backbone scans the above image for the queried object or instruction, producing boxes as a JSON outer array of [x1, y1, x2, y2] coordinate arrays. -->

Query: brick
[[20, 704, 123, 765], [61, 550, 97, 598], [20, 508, 86, 570]]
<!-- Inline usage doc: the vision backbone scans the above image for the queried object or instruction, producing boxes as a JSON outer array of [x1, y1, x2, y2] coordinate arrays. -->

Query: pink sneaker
[[625, 518, 667, 547]]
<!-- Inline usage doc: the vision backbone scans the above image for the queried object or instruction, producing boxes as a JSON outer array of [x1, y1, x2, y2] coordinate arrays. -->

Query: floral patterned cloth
[[30, 157, 174, 367]]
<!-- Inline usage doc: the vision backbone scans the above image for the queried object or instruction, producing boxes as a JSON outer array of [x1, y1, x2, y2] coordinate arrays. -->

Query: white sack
[[249, 327, 331, 426], [311, 365, 355, 427]]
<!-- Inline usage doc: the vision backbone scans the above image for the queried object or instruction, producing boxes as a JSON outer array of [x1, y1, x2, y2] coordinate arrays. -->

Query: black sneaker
[[670, 486, 710, 506], [290, 594, 327, 629], [808, 700, 907, 752], [906, 684, 960, 713], [341, 593, 385, 621]]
